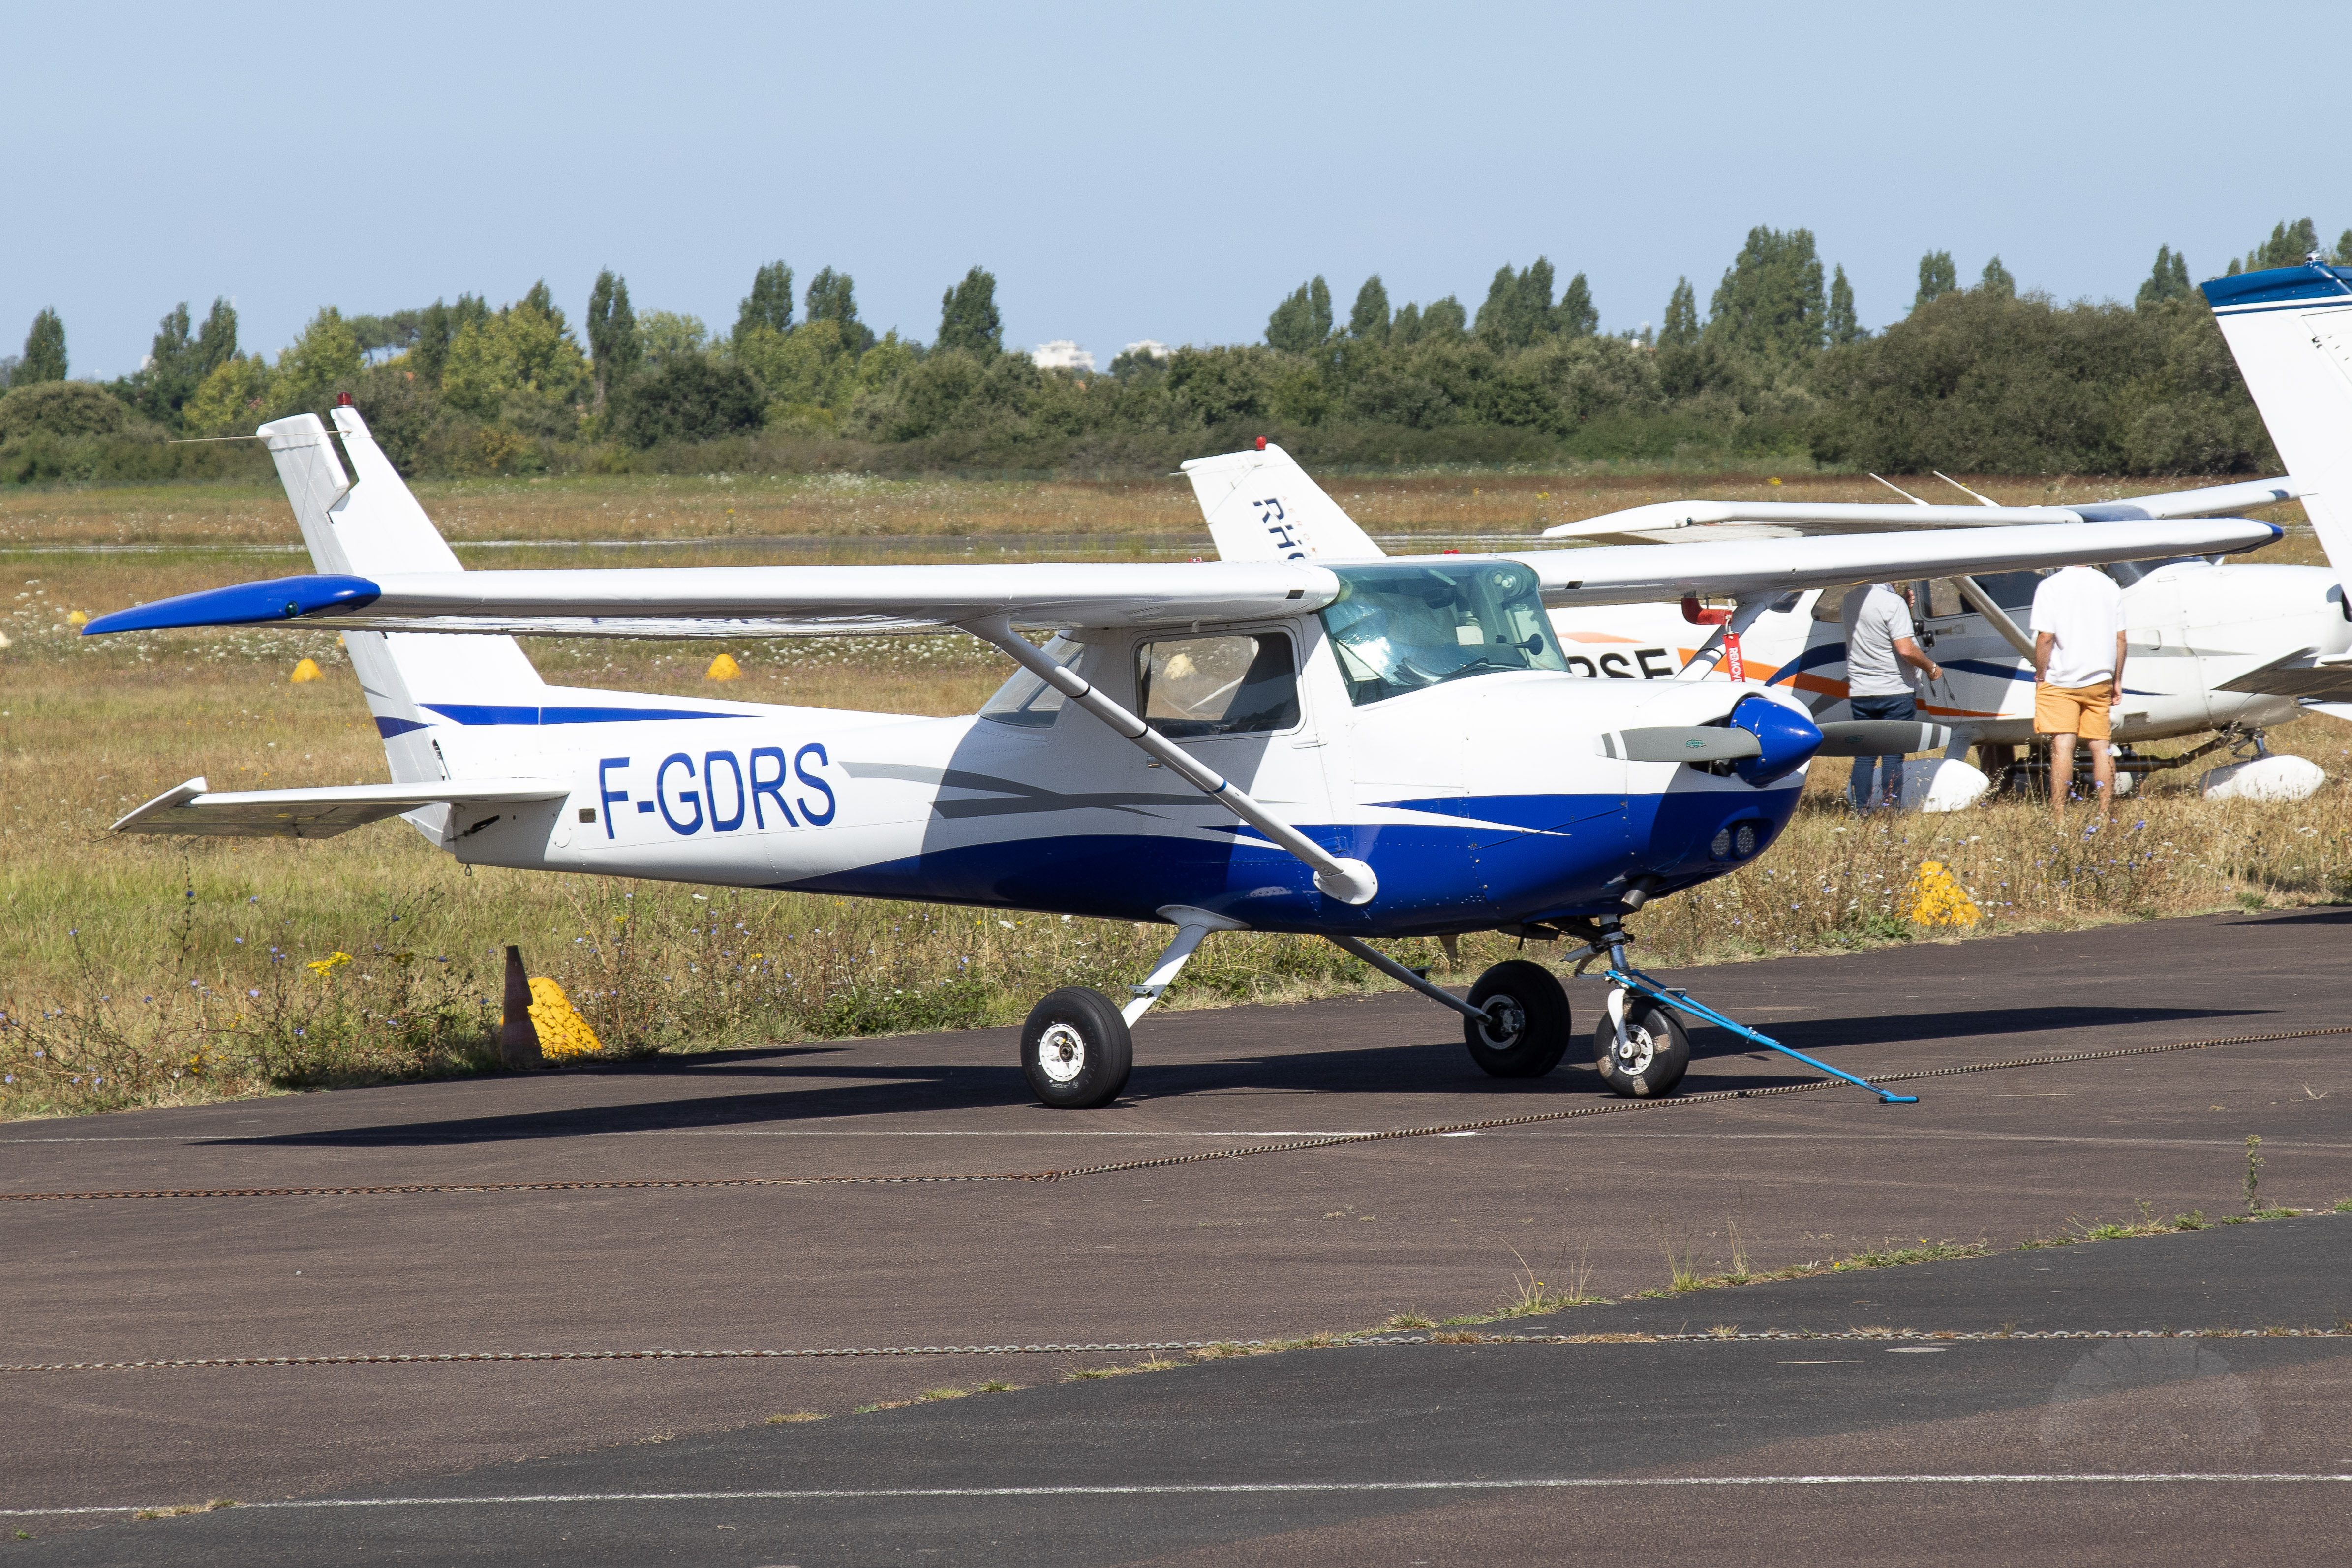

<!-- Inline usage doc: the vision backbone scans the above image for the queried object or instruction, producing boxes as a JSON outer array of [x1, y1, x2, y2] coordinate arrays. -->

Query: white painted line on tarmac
[[0, 1130, 1385, 1145], [12, 1473, 2352, 1516]]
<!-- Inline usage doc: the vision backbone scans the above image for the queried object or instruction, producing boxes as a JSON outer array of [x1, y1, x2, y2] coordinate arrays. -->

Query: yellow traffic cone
[[291, 658, 324, 684], [706, 653, 743, 681]]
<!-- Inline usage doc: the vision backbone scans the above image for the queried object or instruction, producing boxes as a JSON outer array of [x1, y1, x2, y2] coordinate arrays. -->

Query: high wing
[[84, 561, 1333, 640], [84, 516, 2278, 639], [113, 777, 568, 838], [1542, 478, 2300, 546]]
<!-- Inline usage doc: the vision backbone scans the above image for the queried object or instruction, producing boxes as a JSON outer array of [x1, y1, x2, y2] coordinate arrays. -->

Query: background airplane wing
[[1514, 516, 2281, 608], [1542, 478, 2299, 545], [84, 517, 2278, 639]]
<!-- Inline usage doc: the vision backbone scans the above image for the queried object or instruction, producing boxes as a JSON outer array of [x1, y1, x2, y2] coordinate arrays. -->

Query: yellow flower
[[1908, 861, 1979, 927], [305, 951, 354, 980]]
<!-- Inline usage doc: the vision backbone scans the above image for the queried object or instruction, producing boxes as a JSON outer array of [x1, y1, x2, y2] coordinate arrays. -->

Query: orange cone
[[706, 653, 743, 681]]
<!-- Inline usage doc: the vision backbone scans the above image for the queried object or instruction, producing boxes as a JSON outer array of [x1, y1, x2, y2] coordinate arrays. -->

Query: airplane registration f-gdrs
[[88, 408, 2280, 1110]]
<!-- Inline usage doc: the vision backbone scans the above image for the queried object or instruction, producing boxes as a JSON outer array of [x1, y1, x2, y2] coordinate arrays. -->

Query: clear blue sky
[[8, 0, 2346, 379]]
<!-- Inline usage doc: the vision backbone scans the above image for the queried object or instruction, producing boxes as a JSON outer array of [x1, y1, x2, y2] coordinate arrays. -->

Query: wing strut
[[1950, 575, 2036, 660], [961, 616, 1378, 905], [1672, 594, 1781, 681]]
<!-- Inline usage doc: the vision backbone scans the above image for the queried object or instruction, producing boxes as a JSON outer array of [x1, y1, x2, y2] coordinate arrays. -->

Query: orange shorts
[[2034, 680, 2113, 740]]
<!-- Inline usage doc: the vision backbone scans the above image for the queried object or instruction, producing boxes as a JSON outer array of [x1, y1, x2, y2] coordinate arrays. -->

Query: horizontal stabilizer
[[1599, 727, 1763, 763], [113, 777, 568, 839], [2215, 646, 2352, 702], [1812, 721, 1955, 757]]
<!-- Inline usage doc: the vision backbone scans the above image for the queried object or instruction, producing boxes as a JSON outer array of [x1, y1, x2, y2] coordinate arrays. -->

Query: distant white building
[[1030, 340, 1096, 372], [1122, 339, 1172, 362]]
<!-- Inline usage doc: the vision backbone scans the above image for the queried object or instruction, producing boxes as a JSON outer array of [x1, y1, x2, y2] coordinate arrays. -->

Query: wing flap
[[114, 777, 569, 839]]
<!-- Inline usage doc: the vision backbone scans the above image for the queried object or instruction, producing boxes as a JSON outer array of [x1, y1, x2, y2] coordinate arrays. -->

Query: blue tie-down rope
[[1605, 965, 1920, 1104]]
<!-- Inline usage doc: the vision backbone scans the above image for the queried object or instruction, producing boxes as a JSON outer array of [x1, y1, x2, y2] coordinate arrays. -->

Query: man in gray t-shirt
[[1840, 582, 1944, 810]]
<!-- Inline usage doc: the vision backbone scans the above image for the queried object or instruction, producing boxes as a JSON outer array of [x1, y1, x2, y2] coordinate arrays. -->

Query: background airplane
[[83, 411, 2277, 1108], [1184, 441, 2346, 809]]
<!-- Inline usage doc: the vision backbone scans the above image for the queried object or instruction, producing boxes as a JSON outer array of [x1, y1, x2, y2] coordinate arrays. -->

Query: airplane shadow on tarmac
[[213, 1003, 2260, 1149]]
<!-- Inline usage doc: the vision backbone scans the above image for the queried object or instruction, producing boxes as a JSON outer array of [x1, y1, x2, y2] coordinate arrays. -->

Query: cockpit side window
[[1318, 561, 1568, 707]]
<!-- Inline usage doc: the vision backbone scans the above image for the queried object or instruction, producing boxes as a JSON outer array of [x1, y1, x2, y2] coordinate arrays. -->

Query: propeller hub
[[1727, 694, 1822, 786]]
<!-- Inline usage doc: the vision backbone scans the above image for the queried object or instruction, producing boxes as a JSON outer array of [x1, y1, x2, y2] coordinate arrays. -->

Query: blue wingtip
[[82, 574, 382, 636]]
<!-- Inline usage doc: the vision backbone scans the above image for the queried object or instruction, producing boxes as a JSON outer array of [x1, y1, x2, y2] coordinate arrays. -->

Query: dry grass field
[[2, 469, 2344, 1119]]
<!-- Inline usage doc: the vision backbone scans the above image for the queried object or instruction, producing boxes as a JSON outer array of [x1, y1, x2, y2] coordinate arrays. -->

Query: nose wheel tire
[[1594, 997, 1690, 1097], [1020, 987, 1134, 1109], [1462, 960, 1571, 1078]]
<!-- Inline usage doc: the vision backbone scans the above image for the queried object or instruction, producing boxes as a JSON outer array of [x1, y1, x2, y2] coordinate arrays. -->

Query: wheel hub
[[1612, 1023, 1655, 1075], [1479, 996, 1526, 1048], [1037, 1022, 1087, 1085]]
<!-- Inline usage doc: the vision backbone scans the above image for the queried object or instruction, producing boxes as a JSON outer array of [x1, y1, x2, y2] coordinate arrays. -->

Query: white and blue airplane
[[87, 407, 2276, 1108]]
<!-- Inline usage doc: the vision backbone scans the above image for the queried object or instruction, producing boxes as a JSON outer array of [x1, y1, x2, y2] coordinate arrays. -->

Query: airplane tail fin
[[259, 408, 543, 784], [1180, 442, 1384, 563], [2203, 265, 2352, 579]]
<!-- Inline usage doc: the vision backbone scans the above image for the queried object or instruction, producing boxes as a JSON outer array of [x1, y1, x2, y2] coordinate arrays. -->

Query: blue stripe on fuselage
[[422, 703, 748, 726], [770, 784, 1799, 935]]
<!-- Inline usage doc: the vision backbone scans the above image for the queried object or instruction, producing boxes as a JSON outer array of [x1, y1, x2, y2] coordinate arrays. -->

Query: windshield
[[1318, 561, 1568, 706], [977, 634, 1077, 728]]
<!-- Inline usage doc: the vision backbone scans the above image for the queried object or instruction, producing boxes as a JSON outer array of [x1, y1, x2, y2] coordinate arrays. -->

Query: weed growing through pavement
[[2246, 1134, 2265, 1215], [764, 1411, 827, 1424]]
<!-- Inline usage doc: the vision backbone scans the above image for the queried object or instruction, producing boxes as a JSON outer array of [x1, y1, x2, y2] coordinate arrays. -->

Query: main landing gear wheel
[[1020, 987, 1134, 1109], [1462, 960, 1572, 1079], [1594, 996, 1690, 1098]]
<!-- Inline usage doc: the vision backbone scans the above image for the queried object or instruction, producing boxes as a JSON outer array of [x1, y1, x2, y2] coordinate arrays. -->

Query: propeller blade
[[1812, 720, 1954, 757], [1600, 726, 1764, 763]]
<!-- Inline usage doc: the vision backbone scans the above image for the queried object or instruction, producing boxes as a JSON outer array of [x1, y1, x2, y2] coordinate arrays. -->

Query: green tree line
[[5, 219, 2344, 484]]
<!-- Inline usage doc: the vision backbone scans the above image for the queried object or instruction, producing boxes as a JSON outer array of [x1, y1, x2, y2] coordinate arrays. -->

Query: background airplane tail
[[2204, 266, 2352, 581], [1181, 442, 1384, 562], [259, 409, 543, 784]]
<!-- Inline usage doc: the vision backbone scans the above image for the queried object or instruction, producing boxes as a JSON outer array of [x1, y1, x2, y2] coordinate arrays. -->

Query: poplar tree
[[1826, 265, 1863, 345], [2243, 218, 2319, 272], [2135, 246, 2191, 310], [1265, 276, 1333, 353], [936, 266, 1003, 358], [1913, 250, 1957, 310], [1475, 259, 1555, 348], [734, 261, 794, 342], [586, 269, 640, 405], [804, 268, 875, 354], [1710, 227, 1826, 360], [1978, 256, 2016, 299], [19, 309, 66, 383], [1658, 278, 1699, 348], [1554, 271, 1598, 338], [1348, 275, 1390, 340]]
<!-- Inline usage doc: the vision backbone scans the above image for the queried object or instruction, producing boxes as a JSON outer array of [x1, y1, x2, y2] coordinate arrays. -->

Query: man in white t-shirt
[[2029, 565, 2128, 821], [1840, 582, 1943, 811]]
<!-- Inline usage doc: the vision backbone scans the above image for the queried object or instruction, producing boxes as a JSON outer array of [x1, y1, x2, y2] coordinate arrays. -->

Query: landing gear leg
[[1020, 905, 1244, 1110], [1325, 935, 1571, 1080], [1557, 916, 1918, 1105]]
